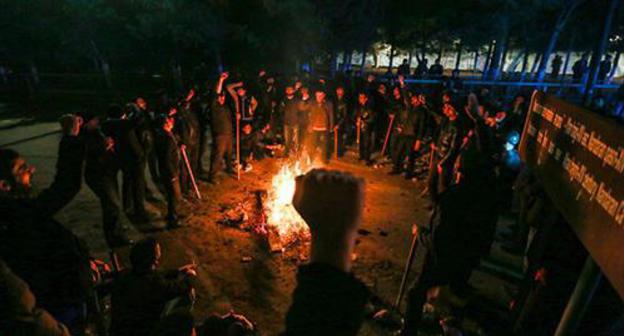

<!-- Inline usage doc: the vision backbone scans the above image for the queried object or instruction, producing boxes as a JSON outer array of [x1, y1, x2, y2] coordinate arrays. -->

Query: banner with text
[[519, 91, 624, 298]]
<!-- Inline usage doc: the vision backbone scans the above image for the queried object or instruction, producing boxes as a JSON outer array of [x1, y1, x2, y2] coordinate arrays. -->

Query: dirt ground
[[2, 124, 520, 335]]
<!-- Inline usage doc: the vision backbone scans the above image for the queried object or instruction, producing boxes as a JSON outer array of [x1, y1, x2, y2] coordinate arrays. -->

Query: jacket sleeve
[[283, 263, 369, 336], [34, 135, 85, 218]]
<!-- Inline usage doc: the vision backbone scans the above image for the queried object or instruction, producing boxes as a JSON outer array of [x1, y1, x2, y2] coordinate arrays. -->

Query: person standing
[[84, 116, 133, 247], [333, 86, 350, 157], [598, 54, 613, 82], [390, 94, 427, 178], [307, 88, 334, 163], [280, 86, 300, 157], [154, 114, 185, 229], [572, 53, 589, 82], [550, 54, 563, 80], [208, 72, 235, 184], [355, 93, 375, 165]]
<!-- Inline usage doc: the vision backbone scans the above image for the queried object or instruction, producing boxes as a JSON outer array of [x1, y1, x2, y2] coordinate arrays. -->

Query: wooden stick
[[180, 145, 202, 200], [334, 126, 339, 159], [236, 117, 241, 181], [395, 225, 419, 309], [380, 114, 395, 157], [356, 117, 361, 145]]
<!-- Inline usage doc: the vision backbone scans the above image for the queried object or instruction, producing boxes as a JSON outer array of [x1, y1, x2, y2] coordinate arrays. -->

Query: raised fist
[[294, 169, 364, 231], [292, 169, 365, 271], [220, 71, 229, 80]]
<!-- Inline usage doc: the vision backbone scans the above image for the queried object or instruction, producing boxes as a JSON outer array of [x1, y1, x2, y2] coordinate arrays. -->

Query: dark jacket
[[281, 96, 300, 127], [102, 119, 144, 164], [211, 101, 233, 136], [154, 130, 180, 181], [110, 269, 191, 336], [0, 136, 92, 310], [283, 263, 369, 336], [308, 101, 334, 131], [355, 104, 375, 131]]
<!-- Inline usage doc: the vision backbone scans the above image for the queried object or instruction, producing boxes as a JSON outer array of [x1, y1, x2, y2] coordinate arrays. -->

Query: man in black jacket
[[284, 169, 369, 335], [102, 104, 160, 225], [84, 116, 133, 247], [333, 86, 350, 157], [281, 86, 300, 157], [208, 72, 235, 183], [154, 114, 185, 229], [0, 114, 92, 334], [390, 94, 427, 178], [355, 92, 375, 165]]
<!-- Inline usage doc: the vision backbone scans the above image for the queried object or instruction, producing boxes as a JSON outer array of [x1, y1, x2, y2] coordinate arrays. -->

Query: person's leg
[[392, 136, 407, 172], [406, 140, 418, 178], [164, 176, 182, 227], [321, 131, 330, 162], [100, 174, 130, 246], [224, 135, 234, 173], [121, 165, 133, 214], [209, 135, 225, 179], [284, 125, 292, 156], [132, 161, 149, 217]]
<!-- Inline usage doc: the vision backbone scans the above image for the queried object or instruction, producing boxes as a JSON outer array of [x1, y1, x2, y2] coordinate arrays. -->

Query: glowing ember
[[265, 159, 314, 244]]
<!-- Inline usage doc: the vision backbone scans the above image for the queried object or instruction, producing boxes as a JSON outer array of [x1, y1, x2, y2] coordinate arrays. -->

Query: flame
[[265, 157, 315, 243]]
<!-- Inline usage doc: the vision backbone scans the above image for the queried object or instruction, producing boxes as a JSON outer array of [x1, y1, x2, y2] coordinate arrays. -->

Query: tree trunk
[[330, 50, 338, 78], [473, 50, 479, 71], [584, 0, 621, 105], [346, 50, 353, 72], [482, 40, 495, 79], [388, 45, 396, 73], [455, 43, 463, 71], [536, 0, 582, 82], [407, 50, 413, 68], [501, 35, 511, 74], [360, 47, 367, 75], [489, 27, 509, 80], [520, 48, 530, 81], [530, 53, 542, 76], [561, 36, 575, 81]]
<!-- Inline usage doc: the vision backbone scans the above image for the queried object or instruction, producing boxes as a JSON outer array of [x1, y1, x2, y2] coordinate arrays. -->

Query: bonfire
[[264, 157, 316, 249]]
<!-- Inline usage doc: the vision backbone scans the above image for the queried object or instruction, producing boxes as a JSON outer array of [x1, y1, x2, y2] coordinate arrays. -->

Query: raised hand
[[292, 169, 365, 271]]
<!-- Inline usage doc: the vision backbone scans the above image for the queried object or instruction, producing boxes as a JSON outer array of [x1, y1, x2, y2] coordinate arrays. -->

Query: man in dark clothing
[[297, 87, 312, 154], [397, 58, 411, 77], [572, 53, 589, 82], [154, 114, 185, 229], [0, 115, 92, 334], [110, 238, 196, 336], [403, 118, 498, 335], [598, 54, 613, 82], [428, 58, 444, 78], [415, 58, 429, 78], [355, 92, 375, 165], [391, 94, 427, 177], [333, 86, 350, 157], [280, 86, 300, 157], [284, 169, 369, 336], [84, 117, 133, 247], [134, 97, 162, 197], [208, 72, 235, 183], [175, 98, 201, 197], [307, 88, 334, 163], [550, 54, 563, 80], [427, 99, 464, 202], [102, 105, 160, 225], [372, 83, 389, 150]]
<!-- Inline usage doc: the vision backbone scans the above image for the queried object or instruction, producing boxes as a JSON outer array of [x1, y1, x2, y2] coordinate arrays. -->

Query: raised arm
[[34, 115, 86, 217], [226, 81, 243, 111], [215, 72, 228, 96]]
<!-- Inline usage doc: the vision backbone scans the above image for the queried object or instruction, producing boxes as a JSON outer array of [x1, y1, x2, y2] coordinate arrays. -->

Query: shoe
[[243, 164, 253, 172]]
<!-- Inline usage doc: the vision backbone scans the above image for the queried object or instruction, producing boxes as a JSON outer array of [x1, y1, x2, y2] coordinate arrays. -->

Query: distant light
[[505, 142, 515, 152]]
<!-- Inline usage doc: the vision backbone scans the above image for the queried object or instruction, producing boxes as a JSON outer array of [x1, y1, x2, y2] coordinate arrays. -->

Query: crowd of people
[[5, 63, 611, 336]]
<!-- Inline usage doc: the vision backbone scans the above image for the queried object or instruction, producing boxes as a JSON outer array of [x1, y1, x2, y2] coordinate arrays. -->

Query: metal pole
[[554, 256, 603, 336]]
